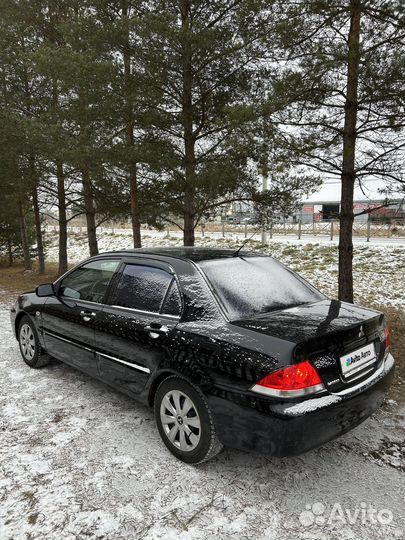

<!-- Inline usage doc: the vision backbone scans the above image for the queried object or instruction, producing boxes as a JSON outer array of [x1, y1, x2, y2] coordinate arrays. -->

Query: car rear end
[[207, 304, 394, 456], [197, 255, 395, 456], [248, 305, 392, 397], [208, 355, 394, 456]]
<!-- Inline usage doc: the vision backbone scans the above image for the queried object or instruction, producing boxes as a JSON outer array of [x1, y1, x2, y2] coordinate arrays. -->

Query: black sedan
[[10, 247, 395, 464]]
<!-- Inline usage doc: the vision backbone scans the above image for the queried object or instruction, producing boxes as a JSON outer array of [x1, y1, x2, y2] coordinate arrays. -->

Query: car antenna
[[232, 225, 263, 257]]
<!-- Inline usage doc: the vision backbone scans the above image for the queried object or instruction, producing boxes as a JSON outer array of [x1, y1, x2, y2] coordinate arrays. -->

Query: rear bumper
[[208, 354, 395, 457]]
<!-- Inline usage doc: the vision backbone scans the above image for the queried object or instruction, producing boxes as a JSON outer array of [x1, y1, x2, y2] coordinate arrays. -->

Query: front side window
[[110, 264, 175, 313], [59, 260, 120, 303], [199, 256, 325, 320]]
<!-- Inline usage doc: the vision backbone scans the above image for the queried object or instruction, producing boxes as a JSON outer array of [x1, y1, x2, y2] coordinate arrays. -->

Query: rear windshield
[[199, 256, 325, 320]]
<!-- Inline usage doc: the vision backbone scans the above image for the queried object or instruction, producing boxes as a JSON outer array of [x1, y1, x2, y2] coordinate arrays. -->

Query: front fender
[[11, 293, 47, 348]]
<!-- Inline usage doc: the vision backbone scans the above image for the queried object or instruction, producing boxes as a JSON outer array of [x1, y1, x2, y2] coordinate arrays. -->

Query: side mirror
[[36, 283, 55, 297]]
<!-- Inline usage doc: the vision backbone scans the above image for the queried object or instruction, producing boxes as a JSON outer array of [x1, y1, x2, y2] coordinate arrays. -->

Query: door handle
[[80, 310, 96, 322], [144, 324, 169, 338]]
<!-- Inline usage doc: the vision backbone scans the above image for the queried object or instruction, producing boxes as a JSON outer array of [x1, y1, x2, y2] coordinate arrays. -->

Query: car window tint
[[59, 260, 120, 303], [199, 257, 325, 320], [161, 279, 182, 316], [111, 264, 172, 312]]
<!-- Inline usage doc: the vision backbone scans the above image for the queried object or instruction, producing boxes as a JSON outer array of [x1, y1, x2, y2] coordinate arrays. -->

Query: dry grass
[[0, 263, 59, 294], [368, 303, 405, 404]]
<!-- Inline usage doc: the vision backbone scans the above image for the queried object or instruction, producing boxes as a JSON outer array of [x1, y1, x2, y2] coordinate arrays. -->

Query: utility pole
[[261, 157, 269, 245]]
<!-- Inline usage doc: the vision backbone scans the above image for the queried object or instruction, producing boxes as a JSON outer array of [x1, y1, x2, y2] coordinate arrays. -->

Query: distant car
[[241, 216, 259, 225], [225, 215, 240, 224], [10, 248, 394, 464]]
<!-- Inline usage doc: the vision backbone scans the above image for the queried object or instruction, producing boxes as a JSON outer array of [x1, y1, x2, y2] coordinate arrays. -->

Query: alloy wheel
[[20, 323, 36, 361], [160, 389, 201, 452]]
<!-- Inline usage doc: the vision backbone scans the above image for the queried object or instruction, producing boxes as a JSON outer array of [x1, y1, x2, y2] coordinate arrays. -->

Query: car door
[[94, 259, 183, 395], [41, 258, 121, 375]]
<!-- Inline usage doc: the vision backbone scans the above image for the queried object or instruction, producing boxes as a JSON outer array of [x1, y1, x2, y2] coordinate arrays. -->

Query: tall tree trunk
[[183, 183, 195, 245], [56, 160, 68, 275], [122, 0, 142, 248], [23, 59, 46, 273], [32, 184, 45, 274], [17, 198, 32, 271], [129, 161, 142, 248], [47, 6, 67, 275], [338, 0, 361, 303], [82, 168, 98, 256], [7, 237, 13, 267], [181, 0, 196, 246], [28, 154, 46, 273]]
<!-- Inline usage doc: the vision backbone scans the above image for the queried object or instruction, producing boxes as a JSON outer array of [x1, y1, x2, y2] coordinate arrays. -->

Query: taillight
[[251, 360, 325, 398], [384, 327, 391, 352]]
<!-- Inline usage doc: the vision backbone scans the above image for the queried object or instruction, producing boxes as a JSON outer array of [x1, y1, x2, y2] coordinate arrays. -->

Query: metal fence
[[46, 217, 405, 243], [253, 219, 405, 241]]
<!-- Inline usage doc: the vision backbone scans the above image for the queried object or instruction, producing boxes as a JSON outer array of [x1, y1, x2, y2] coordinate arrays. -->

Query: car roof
[[97, 246, 264, 263]]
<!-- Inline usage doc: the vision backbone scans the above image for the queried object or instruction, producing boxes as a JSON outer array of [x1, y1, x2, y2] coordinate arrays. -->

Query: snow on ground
[[1, 303, 405, 540], [46, 230, 405, 310], [1, 232, 404, 539]]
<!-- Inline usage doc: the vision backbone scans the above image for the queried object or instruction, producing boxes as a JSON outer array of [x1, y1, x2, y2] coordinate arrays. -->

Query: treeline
[[0, 0, 404, 302]]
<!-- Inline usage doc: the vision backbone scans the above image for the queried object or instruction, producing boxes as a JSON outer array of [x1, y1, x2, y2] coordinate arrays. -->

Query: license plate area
[[340, 343, 377, 379]]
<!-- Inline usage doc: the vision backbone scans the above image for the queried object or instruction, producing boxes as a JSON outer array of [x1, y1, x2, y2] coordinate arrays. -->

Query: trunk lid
[[232, 300, 388, 392]]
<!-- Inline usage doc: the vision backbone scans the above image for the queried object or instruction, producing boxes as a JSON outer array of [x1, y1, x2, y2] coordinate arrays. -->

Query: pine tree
[[35, 1, 119, 258], [137, 0, 317, 245], [273, 0, 405, 302], [91, 0, 152, 248], [0, 0, 47, 271], [0, 112, 35, 269]]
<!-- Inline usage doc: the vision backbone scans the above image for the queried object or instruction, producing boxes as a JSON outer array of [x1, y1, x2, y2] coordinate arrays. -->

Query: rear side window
[[110, 264, 174, 313], [161, 279, 182, 316], [59, 259, 120, 303]]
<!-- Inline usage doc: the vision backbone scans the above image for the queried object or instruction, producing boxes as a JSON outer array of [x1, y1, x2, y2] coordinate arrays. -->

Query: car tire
[[18, 315, 50, 368], [154, 376, 223, 464]]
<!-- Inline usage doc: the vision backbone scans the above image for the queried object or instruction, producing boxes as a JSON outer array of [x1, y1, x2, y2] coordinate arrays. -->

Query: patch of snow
[[274, 394, 342, 416]]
